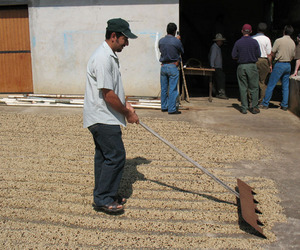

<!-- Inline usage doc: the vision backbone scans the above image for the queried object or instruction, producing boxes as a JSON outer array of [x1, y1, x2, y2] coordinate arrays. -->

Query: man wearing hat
[[232, 24, 261, 114], [83, 18, 139, 214], [209, 33, 229, 99]]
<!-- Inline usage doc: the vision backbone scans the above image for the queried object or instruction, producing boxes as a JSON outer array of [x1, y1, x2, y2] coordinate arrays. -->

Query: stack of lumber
[[0, 94, 165, 109], [126, 96, 161, 109], [0, 94, 84, 107]]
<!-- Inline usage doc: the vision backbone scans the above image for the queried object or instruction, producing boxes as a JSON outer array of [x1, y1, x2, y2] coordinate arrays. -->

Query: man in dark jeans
[[209, 33, 229, 99], [232, 24, 261, 114], [159, 23, 184, 114], [83, 18, 139, 214]]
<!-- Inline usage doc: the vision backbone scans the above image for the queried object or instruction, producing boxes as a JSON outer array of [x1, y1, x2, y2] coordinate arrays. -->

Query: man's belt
[[161, 61, 179, 66]]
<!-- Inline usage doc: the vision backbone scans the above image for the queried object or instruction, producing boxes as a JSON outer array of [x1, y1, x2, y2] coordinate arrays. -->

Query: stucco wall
[[25, 0, 179, 95]]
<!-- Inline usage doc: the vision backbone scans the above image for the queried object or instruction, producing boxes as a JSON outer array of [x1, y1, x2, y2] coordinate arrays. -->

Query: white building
[[1, 0, 299, 97], [0, 0, 179, 96]]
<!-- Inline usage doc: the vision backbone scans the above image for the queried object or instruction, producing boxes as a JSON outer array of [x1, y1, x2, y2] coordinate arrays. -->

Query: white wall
[[28, 1, 179, 96]]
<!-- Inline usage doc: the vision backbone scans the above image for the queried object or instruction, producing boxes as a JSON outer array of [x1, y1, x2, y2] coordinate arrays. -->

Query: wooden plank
[[180, 61, 190, 102], [185, 67, 215, 72], [184, 67, 215, 76]]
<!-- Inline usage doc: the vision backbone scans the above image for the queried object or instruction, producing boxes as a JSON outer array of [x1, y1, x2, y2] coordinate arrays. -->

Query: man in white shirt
[[252, 23, 272, 103], [83, 18, 139, 214]]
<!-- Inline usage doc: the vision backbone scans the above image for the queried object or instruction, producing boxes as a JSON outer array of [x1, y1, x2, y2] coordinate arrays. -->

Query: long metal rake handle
[[139, 121, 240, 198]]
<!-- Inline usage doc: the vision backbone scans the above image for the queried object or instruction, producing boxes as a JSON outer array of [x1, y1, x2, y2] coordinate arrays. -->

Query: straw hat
[[213, 33, 226, 41]]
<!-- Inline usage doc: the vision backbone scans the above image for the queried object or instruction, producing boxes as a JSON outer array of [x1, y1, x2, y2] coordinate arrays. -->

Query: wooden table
[[183, 67, 215, 102]]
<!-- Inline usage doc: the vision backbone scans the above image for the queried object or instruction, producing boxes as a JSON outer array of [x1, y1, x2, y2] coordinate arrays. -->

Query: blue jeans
[[160, 64, 179, 113], [88, 123, 125, 206], [262, 62, 291, 108]]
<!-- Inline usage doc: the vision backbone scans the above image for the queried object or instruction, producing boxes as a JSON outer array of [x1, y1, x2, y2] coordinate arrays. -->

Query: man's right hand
[[126, 110, 139, 124], [125, 102, 139, 124]]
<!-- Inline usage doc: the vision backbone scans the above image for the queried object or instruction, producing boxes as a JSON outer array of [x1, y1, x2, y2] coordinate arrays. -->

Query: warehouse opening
[[179, 0, 300, 98]]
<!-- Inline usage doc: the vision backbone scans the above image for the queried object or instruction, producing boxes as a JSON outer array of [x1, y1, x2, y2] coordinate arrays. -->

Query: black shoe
[[240, 109, 247, 114], [168, 111, 181, 114], [280, 106, 288, 111], [250, 107, 260, 114], [92, 201, 124, 215], [161, 109, 168, 112]]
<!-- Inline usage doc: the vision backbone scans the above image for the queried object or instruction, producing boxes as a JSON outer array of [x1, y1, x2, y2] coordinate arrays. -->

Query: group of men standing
[[232, 23, 296, 114], [159, 22, 298, 115]]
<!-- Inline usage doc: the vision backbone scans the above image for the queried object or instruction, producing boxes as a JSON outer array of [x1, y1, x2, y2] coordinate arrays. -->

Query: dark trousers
[[88, 123, 125, 206], [213, 68, 226, 94], [237, 63, 259, 111]]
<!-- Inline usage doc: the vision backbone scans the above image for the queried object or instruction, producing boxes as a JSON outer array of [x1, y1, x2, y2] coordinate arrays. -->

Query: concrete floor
[[0, 96, 299, 248]]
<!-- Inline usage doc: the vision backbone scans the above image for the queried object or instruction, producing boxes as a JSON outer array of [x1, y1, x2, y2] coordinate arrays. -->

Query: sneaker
[[161, 109, 168, 112], [280, 106, 288, 111], [250, 107, 260, 114]]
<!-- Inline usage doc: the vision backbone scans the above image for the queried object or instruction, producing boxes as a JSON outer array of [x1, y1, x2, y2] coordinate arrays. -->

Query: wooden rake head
[[237, 178, 266, 238]]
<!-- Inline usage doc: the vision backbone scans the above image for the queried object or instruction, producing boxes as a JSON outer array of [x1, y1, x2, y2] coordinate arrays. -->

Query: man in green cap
[[83, 18, 139, 214]]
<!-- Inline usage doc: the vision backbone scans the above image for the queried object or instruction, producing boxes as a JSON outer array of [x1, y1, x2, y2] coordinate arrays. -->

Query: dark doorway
[[179, 0, 298, 98]]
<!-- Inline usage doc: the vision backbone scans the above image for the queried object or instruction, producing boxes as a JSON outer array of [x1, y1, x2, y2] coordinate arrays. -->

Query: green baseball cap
[[106, 18, 137, 39]]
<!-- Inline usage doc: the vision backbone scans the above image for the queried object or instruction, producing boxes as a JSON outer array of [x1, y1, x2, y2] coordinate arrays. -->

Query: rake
[[140, 121, 266, 238]]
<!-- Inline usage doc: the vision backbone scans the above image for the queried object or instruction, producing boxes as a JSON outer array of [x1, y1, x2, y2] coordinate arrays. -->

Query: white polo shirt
[[252, 33, 272, 58], [83, 41, 126, 128]]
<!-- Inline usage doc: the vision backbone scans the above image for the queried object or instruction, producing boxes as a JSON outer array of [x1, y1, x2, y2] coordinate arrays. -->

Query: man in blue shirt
[[159, 23, 184, 114], [232, 24, 261, 114]]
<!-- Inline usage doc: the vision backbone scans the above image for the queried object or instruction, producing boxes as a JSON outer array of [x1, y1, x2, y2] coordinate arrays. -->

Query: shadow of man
[[119, 157, 150, 199], [120, 156, 235, 206]]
